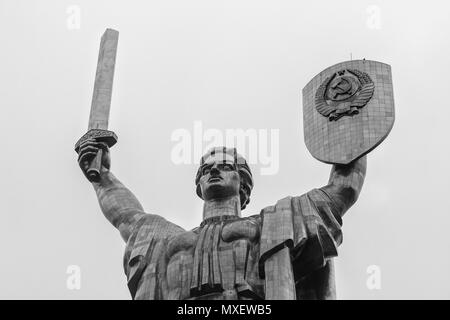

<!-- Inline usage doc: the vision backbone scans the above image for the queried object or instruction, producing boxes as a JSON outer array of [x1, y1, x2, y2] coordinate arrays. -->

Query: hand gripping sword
[[75, 29, 119, 182]]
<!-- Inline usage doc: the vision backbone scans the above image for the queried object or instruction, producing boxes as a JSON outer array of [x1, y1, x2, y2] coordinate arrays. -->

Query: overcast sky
[[1, 0, 449, 299]]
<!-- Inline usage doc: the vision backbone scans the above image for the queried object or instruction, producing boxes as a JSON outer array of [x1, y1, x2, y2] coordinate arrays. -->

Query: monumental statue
[[75, 29, 395, 300]]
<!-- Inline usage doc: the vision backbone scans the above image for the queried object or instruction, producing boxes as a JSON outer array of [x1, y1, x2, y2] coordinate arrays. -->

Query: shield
[[302, 60, 395, 164]]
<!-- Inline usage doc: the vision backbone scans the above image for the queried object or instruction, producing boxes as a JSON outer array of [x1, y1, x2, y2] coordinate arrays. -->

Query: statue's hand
[[77, 138, 111, 181]]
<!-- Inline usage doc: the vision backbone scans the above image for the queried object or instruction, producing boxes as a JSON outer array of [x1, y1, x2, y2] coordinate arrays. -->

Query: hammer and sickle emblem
[[331, 78, 352, 99]]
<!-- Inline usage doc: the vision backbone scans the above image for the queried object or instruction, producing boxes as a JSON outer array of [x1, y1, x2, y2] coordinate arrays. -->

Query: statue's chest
[[165, 217, 264, 299]]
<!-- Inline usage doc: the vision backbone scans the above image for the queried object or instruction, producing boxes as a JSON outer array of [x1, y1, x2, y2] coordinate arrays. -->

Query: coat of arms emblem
[[315, 69, 375, 121]]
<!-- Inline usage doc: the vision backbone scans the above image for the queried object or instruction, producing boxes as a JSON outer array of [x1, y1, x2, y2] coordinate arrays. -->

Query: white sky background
[[0, 0, 449, 299]]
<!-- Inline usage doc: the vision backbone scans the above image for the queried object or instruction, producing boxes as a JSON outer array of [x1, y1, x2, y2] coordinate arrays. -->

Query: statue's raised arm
[[321, 155, 367, 220], [77, 138, 146, 241]]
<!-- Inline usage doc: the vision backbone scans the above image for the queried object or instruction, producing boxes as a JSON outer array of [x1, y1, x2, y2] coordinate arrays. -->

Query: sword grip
[[87, 149, 103, 183]]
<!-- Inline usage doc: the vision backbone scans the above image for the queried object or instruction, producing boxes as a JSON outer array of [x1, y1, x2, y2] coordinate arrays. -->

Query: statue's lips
[[208, 177, 222, 183]]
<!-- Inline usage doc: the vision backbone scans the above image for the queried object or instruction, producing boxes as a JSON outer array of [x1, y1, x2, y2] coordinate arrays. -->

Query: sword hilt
[[87, 149, 103, 182], [75, 129, 118, 183]]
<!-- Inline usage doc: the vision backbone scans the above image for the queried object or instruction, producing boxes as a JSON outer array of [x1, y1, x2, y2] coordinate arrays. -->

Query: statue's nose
[[210, 165, 220, 175]]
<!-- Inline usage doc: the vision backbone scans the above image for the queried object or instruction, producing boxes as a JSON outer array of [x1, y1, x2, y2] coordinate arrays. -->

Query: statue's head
[[195, 147, 253, 210]]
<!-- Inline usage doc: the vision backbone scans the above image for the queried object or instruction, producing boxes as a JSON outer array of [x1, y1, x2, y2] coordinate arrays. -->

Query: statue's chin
[[203, 184, 238, 201], [204, 185, 225, 198]]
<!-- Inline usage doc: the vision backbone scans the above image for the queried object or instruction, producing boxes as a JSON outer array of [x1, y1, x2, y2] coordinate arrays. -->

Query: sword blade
[[88, 28, 119, 130]]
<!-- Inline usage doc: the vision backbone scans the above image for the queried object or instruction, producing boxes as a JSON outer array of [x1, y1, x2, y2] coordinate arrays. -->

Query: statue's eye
[[202, 167, 211, 175]]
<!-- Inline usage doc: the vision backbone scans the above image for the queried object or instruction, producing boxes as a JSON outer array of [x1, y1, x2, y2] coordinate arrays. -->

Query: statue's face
[[198, 153, 241, 201]]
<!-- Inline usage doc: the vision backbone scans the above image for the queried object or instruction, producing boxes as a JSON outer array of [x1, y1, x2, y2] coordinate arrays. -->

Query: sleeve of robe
[[259, 188, 344, 300], [123, 213, 185, 300]]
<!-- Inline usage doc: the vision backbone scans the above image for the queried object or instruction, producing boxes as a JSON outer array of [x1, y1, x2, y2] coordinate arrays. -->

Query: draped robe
[[123, 187, 343, 300]]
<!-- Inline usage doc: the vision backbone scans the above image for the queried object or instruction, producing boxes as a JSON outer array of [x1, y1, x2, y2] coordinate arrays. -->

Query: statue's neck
[[202, 195, 241, 221]]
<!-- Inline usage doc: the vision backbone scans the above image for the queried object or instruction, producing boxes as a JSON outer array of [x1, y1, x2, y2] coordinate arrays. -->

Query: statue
[[76, 30, 394, 300], [78, 143, 366, 300]]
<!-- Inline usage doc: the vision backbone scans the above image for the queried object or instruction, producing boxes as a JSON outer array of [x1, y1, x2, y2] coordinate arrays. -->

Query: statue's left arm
[[320, 155, 367, 219]]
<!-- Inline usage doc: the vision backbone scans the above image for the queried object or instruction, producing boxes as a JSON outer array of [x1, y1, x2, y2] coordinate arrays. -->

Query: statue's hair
[[195, 147, 253, 210]]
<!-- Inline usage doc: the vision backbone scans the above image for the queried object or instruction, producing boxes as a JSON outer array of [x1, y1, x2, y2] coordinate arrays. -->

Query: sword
[[75, 28, 119, 182]]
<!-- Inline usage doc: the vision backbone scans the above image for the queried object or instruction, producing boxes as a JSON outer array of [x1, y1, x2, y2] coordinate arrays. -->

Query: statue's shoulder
[[258, 195, 300, 216], [124, 213, 185, 262], [257, 190, 335, 212], [123, 213, 185, 283], [131, 213, 185, 239], [256, 193, 328, 246], [257, 191, 342, 227], [244, 214, 261, 224]]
